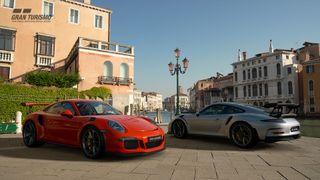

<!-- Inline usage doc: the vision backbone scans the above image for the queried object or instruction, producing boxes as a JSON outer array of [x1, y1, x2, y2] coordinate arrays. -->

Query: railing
[[79, 37, 134, 56], [99, 76, 133, 86], [36, 55, 53, 67], [0, 50, 14, 63]]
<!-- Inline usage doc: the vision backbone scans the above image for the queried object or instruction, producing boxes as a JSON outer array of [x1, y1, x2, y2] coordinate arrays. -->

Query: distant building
[[232, 40, 299, 106], [164, 86, 190, 112], [188, 73, 233, 112], [297, 42, 320, 116]]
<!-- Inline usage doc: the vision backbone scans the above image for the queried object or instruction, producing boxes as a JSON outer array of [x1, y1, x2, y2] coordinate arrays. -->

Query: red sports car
[[22, 100, 165, 159]]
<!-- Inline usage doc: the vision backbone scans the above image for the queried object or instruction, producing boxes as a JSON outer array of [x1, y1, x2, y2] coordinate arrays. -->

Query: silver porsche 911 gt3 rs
[[168, 102, 301, 148]]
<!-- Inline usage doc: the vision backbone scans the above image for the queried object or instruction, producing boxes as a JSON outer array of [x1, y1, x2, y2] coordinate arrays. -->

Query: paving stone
[[105, 172, 148, 180]]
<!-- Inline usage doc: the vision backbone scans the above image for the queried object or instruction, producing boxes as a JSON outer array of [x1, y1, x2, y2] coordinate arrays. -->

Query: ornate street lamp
[[168, 48, 189, 115]]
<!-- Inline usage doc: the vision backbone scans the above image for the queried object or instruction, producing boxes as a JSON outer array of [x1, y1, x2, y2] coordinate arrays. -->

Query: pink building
[[0, 0, 135, 112]]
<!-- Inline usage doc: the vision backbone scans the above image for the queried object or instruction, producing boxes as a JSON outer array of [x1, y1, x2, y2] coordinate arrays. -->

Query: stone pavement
[[0, 126, 320, 180]]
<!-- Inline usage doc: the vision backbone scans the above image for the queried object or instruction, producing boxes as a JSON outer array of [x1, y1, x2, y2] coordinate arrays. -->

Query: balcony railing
[[99, 76, 133, 86], [0, 50, 14, 63], [79, 37, 134, 56], [36, 55, 53, 67]]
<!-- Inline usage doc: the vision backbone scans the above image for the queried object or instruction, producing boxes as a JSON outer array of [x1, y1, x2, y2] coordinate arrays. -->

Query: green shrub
[[0, 84, 84, 123], [81, 87, 111, 100], [25, 71, 80, 88]]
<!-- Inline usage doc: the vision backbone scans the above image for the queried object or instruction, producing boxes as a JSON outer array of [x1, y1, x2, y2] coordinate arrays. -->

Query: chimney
[[269, 39, 274, 53], [237, 49, 242, 61], [290, 48, 294, 52], [84, 0, 91, 4], [242, 52, 247, 60]]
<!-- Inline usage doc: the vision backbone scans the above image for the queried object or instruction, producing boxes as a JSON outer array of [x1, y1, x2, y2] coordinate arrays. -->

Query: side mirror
[[61, 110, 73, 118]]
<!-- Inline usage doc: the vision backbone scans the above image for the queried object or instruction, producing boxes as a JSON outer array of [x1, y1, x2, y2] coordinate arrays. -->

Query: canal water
[[145, 111, 320, 138]]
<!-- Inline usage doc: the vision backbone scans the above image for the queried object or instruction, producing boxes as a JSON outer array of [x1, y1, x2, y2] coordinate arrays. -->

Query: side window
[[76, 102, 96, 116], [45, 103, 64, 114], [61, 102, 75, 115], [199, 105, 224, 115], [221, 106, 244, 114]]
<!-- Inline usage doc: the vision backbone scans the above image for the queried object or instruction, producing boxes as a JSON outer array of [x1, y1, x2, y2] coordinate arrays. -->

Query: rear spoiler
[[21, 102, 50, 113], [263, 103, 299, 118]]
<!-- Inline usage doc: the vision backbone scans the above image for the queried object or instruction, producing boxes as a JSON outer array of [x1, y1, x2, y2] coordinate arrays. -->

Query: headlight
[[108, 120, 125, 132]]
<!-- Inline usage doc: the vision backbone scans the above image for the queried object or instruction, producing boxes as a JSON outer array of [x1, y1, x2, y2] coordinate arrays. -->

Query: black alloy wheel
[[172, 120, 187, 138], [81, 126, 105, 159], [230, 122, 257, 148], [23, 121, 43, 147]]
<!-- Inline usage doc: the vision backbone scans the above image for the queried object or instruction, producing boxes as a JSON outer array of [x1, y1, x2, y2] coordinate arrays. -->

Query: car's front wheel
[[81, 126, 105, 159], [230, 122, 257, 148], [23, 121, 44, 147], [172, 120, 187, 138]]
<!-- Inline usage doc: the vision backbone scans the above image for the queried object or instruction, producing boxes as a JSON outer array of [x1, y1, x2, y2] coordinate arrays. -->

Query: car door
[[188, 104, 225, 135], [43, 102, 82, 145]]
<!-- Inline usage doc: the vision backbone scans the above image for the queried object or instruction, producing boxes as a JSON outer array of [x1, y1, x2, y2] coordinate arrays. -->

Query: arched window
[[103, 61, 113, 77], [309, 80, 314, 91], [243, 70, 246, 81], [120, 63, 129, 85], [120, 63, 129, 78], [288, 81, 293, 95], [277, 82, 282, 95], [264, 66, 268, 77], [276, 63, 281, 75], [252, 68, 257, 79], [252, 84, 258, 96]]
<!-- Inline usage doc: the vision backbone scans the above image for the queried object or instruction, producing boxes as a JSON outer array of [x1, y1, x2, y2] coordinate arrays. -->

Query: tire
[[81, 126, 105, 159], [230, 122, 257, 148], [23, 121, 44, 147], [172, 120, 187, 138]]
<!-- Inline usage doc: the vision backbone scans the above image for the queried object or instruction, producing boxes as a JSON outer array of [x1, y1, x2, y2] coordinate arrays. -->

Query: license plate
[[291, 126, 299, 132], [148, 136, 162, 142]]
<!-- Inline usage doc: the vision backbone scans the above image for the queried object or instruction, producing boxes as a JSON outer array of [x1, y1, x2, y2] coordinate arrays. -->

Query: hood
[[102, 115, 158, 132]]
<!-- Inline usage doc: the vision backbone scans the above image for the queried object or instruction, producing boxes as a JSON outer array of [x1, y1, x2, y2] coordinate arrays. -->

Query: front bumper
[[265, 134, 301, 142], [104, 129, 165, 154]]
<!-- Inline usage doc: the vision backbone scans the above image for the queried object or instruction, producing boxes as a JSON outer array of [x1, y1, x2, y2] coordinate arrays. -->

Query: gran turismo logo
[[11, 8, 53, 22]]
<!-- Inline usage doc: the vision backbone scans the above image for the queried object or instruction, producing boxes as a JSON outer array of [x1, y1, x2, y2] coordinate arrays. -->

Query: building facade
[[189, 73, 233, 112], [297, 42, 320, 116], [232, 41, 299, 106], [0, 0, 134, 112]]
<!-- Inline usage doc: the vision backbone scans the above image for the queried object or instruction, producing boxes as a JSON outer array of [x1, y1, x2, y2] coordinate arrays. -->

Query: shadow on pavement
[[165, 134, 299, 151], [0, 135, 300, 162]]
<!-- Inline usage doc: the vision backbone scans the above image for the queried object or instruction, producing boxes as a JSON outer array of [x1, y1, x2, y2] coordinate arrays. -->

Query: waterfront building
[[297, 42, 320, 116], [141, 92, 163, 111], [188, 73, 233, 112], [164, 86, 190, 112], [232, 41, 299, 106], [0, 0, 134, 112]]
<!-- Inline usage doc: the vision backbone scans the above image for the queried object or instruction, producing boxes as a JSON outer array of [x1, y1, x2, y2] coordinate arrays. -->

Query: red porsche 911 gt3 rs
[[22, 100, 165, 159]]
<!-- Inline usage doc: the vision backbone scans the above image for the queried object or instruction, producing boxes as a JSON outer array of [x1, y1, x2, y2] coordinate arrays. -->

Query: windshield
[[75, 101, 121, 116]]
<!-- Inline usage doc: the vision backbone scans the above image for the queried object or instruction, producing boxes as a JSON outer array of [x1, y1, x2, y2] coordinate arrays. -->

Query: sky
[[92, 0, 320, 98]]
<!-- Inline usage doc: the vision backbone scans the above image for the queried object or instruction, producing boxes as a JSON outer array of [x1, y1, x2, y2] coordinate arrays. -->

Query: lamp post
[[168, 48, 189, 115]]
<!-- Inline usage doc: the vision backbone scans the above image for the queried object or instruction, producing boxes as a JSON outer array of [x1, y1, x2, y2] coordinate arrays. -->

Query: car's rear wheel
[[23, 121, 44, 147], [172, 120, 187, 138], [81, 126, 105, 159], [230, 122, 257, 148]]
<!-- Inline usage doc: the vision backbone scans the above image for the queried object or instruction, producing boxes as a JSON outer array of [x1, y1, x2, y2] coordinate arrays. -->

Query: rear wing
[[21, 102, 50, 113], [263, 103, 299, 118]]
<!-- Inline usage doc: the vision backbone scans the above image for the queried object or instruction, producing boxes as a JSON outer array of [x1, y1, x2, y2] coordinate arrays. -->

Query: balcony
[[0, 50, 14, 63], [78, 37, 134, 56], [36, 55, 53, 67], [98, 76, 133, 86]]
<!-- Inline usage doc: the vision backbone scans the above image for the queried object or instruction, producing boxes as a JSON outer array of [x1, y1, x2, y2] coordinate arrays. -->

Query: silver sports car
[[168, 102, 301, 148]]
